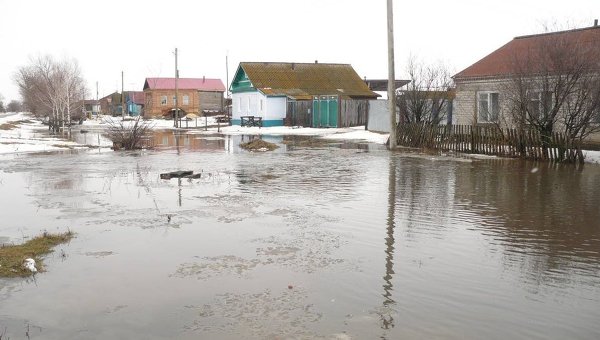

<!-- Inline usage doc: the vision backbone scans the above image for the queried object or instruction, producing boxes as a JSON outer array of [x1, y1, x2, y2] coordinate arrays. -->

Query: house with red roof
[[143, 77, 225, 118], [453, 23, 600, 142]]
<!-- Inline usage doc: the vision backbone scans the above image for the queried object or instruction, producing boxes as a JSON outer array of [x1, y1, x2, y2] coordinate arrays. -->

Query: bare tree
[[14, 55, 87, 132], [7, 100, 23, 112], [0, 93, 5, 112], [504, 26, 600, 146], [398, 56, 454, 125]]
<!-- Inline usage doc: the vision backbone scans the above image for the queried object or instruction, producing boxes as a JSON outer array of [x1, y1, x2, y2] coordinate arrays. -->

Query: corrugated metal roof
[[365, 79, 411, 91], [454, 26, 600, 80], [144, 78, 225, 91], [240, 62, 379, 99]]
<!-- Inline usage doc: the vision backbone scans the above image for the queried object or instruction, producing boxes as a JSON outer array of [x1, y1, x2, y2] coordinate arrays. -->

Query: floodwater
[[1, 130, 600, 339]]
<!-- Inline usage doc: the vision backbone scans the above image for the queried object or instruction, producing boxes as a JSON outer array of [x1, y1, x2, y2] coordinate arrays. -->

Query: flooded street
[[1, 131, 600, 339]]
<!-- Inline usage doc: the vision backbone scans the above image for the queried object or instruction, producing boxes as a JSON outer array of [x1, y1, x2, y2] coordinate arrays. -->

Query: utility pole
[[226, 52, 230, 122], [121, 71, 125, 119], [96, 81, 99, 117], [174, 48, 179, 128], [387, 0, 397, 150]]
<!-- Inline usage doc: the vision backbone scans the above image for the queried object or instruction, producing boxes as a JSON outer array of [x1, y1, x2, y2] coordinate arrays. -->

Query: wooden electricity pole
[[121, 71, 125, 119], [174, 48, 179, 128], [387, 0, 397, 150]]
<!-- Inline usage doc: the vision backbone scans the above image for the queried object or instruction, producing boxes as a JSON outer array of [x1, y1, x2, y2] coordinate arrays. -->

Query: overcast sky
[[1, 0, 598, 102]]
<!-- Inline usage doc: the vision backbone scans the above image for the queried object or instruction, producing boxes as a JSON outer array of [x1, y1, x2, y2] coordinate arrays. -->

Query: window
[[260, 99, 263, 111], [247, 97, 251, 112], [172, 96, 177, 105], [478, 92, 499, 123], [527, 91, 553, 120], [183, 95, 189, 106], [161, 96, 167, 106]]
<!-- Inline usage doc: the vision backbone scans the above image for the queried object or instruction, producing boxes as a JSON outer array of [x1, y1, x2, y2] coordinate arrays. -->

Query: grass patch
[[0, 123, 17, 130], [0, 230, 74, 278], [281, 137, 331, 147], [240, 139, 279, 151], [16, 119, 35, 124]]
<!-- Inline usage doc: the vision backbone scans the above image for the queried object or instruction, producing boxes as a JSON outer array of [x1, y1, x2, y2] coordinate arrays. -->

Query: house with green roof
[[230, 62, 379, 127]]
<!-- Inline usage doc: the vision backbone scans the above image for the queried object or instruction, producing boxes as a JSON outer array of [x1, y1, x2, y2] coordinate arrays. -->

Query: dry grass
[[281, 137, 330, 147], [0, 231, 74, 278], [0, 123, 17, 130], [0, 120, 35, 131], [240, 139, 279, 151]]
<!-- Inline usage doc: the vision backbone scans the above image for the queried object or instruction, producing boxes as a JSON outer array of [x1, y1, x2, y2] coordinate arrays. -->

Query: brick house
[[143, 77, 225, 118], [453, 24, 600, 143]]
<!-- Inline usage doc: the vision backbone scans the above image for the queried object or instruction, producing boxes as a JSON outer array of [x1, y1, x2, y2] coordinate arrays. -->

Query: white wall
[[265, 97, 287, 121], [231, 92, 287, 122], [231, 92, 265, 120], [367, 99, 391, 133]]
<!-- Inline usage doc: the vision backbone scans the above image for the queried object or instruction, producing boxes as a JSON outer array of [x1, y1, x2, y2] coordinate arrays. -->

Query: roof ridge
[[241, 61, 351, 66], [514, 25, 600, 40]]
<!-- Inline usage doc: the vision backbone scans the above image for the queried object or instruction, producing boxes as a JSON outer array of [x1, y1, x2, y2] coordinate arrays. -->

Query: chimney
[[203, 76, 205, 83], [595, 19, 598, 27]]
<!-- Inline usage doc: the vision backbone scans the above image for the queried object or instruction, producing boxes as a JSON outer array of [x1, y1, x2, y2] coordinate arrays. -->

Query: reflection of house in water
[[150, 130, 227, 151], [452, 160, 600, 284]]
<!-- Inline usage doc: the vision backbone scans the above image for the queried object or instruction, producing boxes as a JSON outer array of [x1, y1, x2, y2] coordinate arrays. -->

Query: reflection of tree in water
[[454, 160, 600, 287], [394, 157, 457, 240]]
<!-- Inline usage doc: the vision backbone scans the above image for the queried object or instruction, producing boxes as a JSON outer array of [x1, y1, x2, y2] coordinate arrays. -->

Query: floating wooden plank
[[160, 170, 194, 179]]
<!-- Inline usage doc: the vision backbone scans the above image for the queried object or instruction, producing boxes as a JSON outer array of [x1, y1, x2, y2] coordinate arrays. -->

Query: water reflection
[[380, 156, 397, 332], [453, 160, 600, 288], [1, 135, 600, 339]]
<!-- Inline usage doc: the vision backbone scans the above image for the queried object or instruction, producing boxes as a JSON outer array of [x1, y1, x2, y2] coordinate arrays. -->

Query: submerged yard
[[1, 129, 600, 339], [0, 231, 73, 278]]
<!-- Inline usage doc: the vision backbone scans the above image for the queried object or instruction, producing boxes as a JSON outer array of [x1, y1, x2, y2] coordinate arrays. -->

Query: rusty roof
[[454, 25, 600, 81], [240, 62, 379, 100]]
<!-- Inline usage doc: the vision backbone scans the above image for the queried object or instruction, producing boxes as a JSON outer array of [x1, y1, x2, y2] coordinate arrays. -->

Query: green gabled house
[[230, 62, 379, 127]]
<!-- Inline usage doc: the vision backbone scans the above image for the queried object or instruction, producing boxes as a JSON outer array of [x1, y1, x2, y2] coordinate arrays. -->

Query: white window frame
[[160, 96, 167, 106], [182, 95, 189, 106], [477, 91, 500, 123]]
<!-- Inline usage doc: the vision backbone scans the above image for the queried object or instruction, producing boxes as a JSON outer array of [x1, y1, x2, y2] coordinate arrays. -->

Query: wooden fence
[[396, 124, 584, 163]]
